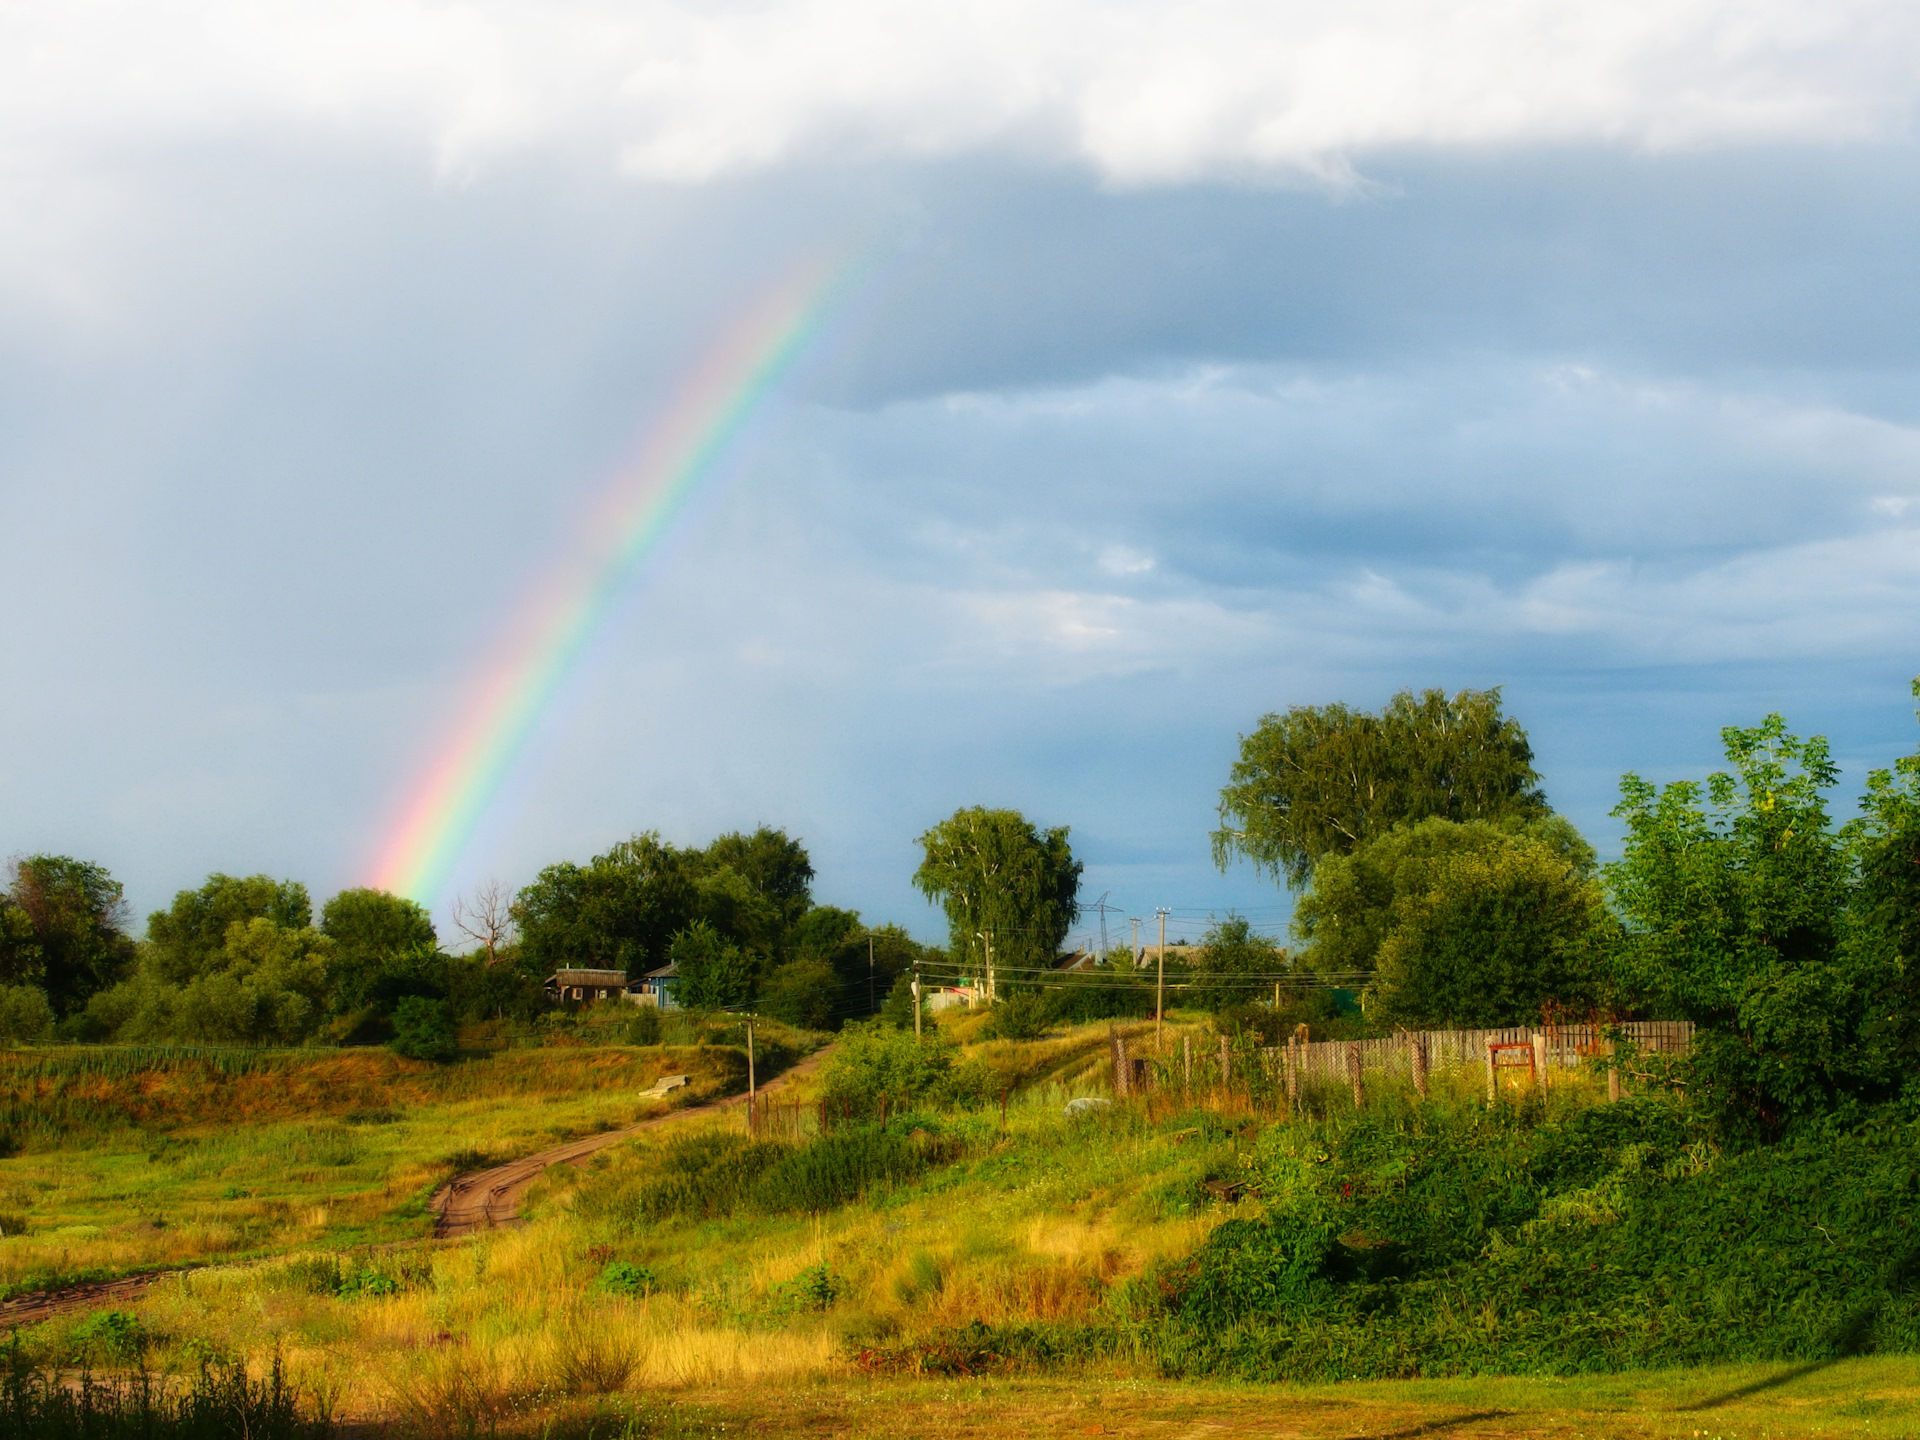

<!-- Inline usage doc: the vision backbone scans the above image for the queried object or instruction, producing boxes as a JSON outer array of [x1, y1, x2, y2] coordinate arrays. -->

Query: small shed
[[545, 968, 630, 1004], [628, 961, 680, 1010]]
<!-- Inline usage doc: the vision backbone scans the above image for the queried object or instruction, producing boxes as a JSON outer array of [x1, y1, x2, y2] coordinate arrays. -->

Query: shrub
[[66, 1312, 144, 1364], [819, 1021, 989, 1118], [981, 991, 1052, 1040], [749, 1127, 926, 1213], [389, 997, 456, 1062], [623, 1007, 661, 1046], [772, 1262, 841, 1312], [594, 1260, 655, 1297]]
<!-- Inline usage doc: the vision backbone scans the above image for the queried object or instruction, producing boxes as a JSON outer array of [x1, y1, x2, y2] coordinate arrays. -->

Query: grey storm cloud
[[4, 4, 1920, 937]]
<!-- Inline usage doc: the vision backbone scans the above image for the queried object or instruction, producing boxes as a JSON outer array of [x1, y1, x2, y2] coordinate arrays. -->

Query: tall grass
[[0, 1347, 329, 1440]]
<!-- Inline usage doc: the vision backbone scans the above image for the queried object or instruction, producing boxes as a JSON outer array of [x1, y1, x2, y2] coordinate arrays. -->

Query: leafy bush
[[1148, 1096, 1920, 1379], [0, 989, 53, 1044], [980, 991, 1052, 1040], [594, 1260, 655, 1296], [388, 997, 456, 1062], [819, 1020, 990, 1119], [591, 1132, 790, 1225], [66, 1312, 144, 1364], [771, 1262, 841, 1312], [749, 1127, 928, 1213], [623, 1006, 661, 1046]]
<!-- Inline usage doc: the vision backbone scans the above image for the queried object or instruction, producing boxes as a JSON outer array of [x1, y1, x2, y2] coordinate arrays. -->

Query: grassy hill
[[5, 1015, 1918, 1438]]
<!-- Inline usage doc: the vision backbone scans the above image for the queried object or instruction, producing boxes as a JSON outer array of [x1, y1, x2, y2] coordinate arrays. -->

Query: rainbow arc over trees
[[368, 253, 868, 906]]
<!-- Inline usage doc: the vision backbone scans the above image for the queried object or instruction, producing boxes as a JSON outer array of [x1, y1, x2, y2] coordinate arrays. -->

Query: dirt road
[[0, 1046, 833, 1327], [430, 1045, 832, 1236]]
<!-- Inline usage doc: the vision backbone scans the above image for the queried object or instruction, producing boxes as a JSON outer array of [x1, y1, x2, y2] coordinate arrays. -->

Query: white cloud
[[2, 0, 1917, 188]]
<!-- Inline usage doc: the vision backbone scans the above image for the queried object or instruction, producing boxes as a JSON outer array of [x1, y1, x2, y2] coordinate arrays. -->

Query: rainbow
[[368, 253, 868, 906]]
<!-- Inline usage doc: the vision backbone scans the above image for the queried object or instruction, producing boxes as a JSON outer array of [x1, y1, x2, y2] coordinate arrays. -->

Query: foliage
[[1847, 678, 1920, 1069], [914, 807, 1081, 978], [145, 876, 312, 982], [88, 913, 335, 1046], [1045, 964, 1157, 1024], [319, 889, 437, 1015], [694, 829, 815, 934], [819, 1020, 990, 1118], [594, 1259, 656, 1296], [879, 971, 925, 1031], [389, 996, 456, 1062], [0, 856, 135, 1017], [1609, 715, 1878, 1136], [514, 827, 812, 993], [1213, 687, 1549, 889], [514, 833, 696, 979], [624, 1005, 662, 1045], [0, 987, 52, 1043], [980, 990, 1052, 1040], [0, 1346, 328, 1440], [1184, 916, 1287, 1013], [669, 920, 753, 1009], [1295, 815, 1594, 977], [760, 957, 838, 1030], [1153, 1096, 1920, 1380], [1368, 831, 1614, 1027], [751, 1128, 929, 1213]]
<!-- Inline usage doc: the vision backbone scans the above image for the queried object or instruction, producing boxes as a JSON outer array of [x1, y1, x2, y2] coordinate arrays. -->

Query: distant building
[[544, 968, 630, 1004], [628, 961, 679, 1009]]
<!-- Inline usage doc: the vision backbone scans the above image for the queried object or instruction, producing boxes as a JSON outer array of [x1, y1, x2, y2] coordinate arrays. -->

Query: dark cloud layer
[[3, 143, 1918, 939]]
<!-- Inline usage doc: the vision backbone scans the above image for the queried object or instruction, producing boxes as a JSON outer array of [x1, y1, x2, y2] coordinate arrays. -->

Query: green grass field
[[0, 1042, 749, 1292], [4, 1019, 1916, 1439]]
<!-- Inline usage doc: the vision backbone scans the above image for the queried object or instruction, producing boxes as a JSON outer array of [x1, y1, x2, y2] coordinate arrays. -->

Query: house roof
[[636, 961, 678, 981], [547, 968, 630, 986]]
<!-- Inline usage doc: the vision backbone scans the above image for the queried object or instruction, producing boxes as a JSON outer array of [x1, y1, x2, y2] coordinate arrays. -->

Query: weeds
[[0, 1343, 328, 1440]]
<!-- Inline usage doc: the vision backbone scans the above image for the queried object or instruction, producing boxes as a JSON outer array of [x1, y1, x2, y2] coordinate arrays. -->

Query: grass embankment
[[13, 1017, 1920, 1435], [0, 1042, 755, 1291]]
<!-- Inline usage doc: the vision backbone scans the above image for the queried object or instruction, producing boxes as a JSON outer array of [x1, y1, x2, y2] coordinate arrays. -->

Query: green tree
[[695, 827, 815, 933], [1214, 687, 1548, 889], [913, 807, 1081, 981], [321, 889, 439, 1017], [1369, 837, 1612, 1027], [390, 995, 457, 1062], [515, 834, 696, 978], [1294, 815, 1595, 978], [145, 875, 311, 984], [1848, 680, 1920, 1066], [1187, 915, 1288, 1012], [93, 914, 334, 1045], [1609, 714, 1871, 1135], [761, 957, 838, 1030], [0, 856, 136, 1015], [669, 919, 753, 1009]]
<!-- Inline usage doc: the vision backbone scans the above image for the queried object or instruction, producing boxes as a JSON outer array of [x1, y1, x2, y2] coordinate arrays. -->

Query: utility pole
[[746, 1016, 756, 1134], [868, 933, 875, 1015], [912, 963, 922, 1039], [1130, 917, 1141, 967], [1155, 907, 1170, 1051], [975, 931, 994, 1003], [1089, 891, 1112, 957]]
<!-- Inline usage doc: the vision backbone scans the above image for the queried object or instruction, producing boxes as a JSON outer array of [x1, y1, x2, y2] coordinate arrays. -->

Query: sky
[[3, 0, 1920, 950]]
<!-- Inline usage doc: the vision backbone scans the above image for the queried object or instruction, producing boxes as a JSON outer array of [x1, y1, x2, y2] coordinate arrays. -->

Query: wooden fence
[[1113, 1019, 1693, 1104], [1282, 1020, 1693, 1088]]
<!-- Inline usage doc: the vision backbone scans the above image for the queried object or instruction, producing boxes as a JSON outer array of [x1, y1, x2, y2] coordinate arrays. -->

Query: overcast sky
[[4, 0, 1920, 947]]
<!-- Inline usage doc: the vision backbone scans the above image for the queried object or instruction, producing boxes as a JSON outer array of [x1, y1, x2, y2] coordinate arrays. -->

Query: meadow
[[0, 1040, 749, 1293], [5, 1014, 1919, 1437]]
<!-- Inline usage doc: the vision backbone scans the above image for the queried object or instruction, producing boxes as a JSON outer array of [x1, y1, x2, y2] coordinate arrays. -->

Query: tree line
[[0, 826, 941, 1052], [5, 678, 1917, 1140]]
